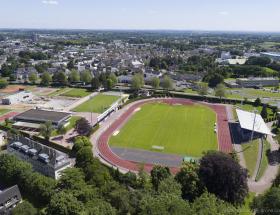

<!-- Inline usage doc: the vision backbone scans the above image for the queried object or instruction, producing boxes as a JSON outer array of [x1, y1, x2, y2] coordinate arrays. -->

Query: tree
[[108, 73, 118, 86], [46, 192, 84, 215], [151, 165, 171, 191], [139, 193, 193, 215], [72, 136, 92, 154], [28, 72, 38, 84], [158, 176, 182, 197], [85, 199, 116, 215], [206, 73, 224, 88], [198, 83, 208, 96], [254, 98, 262, 107], [175, 162, 204, 201], [53, 71, 68, 86], [69, 70, 80, 83], [192, 192, 239, 215], [151, 77, 160, 89], [80, 70, 92, 84], [131, 73, 144, 91], [0, 78, 8, 89], [251, 187, 280, 215], [198, 151, 248, 205], [57, 168, 87, 191], [41, 72, 52, 86], [215, 84, 226, 100], [75, 118, 92, 136], [57, 124, 67, 136], [67, 59, 75, 70], [40, 121, 53, 141], [76, 147, 94, 169], [12, 201, 37, 215], [91, 76, 101, 90], [260, 104, 268, 119], [161, 76, 173, 91]]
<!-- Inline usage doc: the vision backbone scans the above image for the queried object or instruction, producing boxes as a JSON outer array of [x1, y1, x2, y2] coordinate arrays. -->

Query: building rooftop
[[14, 109, 71, 124], [236, 109, 272, 135]]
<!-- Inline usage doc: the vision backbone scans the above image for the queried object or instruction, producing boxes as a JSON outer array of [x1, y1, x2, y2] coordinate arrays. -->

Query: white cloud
[[42, 0, 59, 5], [218, 11, 229, 16]]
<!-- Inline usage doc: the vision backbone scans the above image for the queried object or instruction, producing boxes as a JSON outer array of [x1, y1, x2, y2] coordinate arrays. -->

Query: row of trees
[[131, 73, 174, 91], [3, 134, 250, 214], [39, 70, 118, 90]]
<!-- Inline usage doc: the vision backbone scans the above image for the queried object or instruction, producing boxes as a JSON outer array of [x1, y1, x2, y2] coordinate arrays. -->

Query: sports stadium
[[95, 98, 233, 173]]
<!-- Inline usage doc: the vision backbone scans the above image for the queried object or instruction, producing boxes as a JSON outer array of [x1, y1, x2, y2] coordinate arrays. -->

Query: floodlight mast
[[250, 109, 258, 143]]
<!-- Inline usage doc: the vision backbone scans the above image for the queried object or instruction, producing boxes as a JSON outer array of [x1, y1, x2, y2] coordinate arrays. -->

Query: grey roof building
[[0, 185, 22, 214], [13, 109, 72, 128], [7, 136, 72, 179]]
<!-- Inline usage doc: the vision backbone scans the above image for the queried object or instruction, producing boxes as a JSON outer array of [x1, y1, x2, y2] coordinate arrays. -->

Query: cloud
[[218, 11, 229, 16], [42, 0, 59, 5]]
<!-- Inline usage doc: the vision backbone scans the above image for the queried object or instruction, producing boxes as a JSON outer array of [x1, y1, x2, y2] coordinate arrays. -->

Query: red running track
[[0, 112, 19, 122], [97, 98, 232, 173]]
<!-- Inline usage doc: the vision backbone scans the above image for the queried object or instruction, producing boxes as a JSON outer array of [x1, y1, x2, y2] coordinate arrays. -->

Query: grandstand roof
[[236, 109, 272, 135]]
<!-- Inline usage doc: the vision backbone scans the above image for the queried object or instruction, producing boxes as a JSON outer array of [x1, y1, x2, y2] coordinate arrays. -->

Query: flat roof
[[236, 109, 272, 135], [14, 109, 71, 124]]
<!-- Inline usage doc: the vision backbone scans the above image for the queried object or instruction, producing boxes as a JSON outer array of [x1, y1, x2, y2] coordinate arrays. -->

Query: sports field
[[109, 103, 218, 157], [73, 94, 120, 113], [61, 88, 92, 98]]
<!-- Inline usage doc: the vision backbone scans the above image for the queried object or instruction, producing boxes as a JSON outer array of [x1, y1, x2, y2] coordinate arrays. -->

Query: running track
[[97, 98, 232, 174], [0, 112, 19, 122]]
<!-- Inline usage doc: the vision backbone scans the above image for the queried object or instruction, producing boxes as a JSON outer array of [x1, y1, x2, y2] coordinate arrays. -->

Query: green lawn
[[0, 109, 10, 116], [73, 94, 120, 113], [48, 88, 71, 97], [109, 103, 218, 157], [242, 139, 260, 177], [52, 116, 81, 136], [227, 88, 280, 100], [184, 88, 198, 95], [256, 139, 270, 181], [61, 88, 92, 98]]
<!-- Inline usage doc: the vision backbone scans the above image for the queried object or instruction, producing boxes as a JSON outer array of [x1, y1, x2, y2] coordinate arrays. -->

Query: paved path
[[227, 105, 279, 194]]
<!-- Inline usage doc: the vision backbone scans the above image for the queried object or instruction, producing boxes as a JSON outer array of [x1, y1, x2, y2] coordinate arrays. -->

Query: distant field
[[48, 88, 71, 97], [227, 88, 280, 100], [73, 94, 120, 113], [109, 103, 217, 157], [61, 88, 92, 98]]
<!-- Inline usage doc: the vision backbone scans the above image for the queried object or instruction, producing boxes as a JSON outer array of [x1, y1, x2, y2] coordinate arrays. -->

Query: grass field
[[109, 103, 218, 157], [48, 88, 71, 97], [61, 88, 92, 98], [256, 140, 270, 181], [73, 94, 120, 113], [0, 109, 10, 116], [242, 139, 260, 177]]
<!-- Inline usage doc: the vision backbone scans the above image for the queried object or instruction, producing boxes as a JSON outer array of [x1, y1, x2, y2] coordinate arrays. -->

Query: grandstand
[[236, 109, 272, 141]]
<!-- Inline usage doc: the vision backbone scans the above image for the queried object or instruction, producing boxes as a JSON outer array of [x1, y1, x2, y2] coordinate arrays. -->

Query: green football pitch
[[109, 103, 218, 157], [73, 94, 120, 113]]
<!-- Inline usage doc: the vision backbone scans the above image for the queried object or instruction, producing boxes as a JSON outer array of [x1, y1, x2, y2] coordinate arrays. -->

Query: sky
[[1, 0, 280, 32]]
